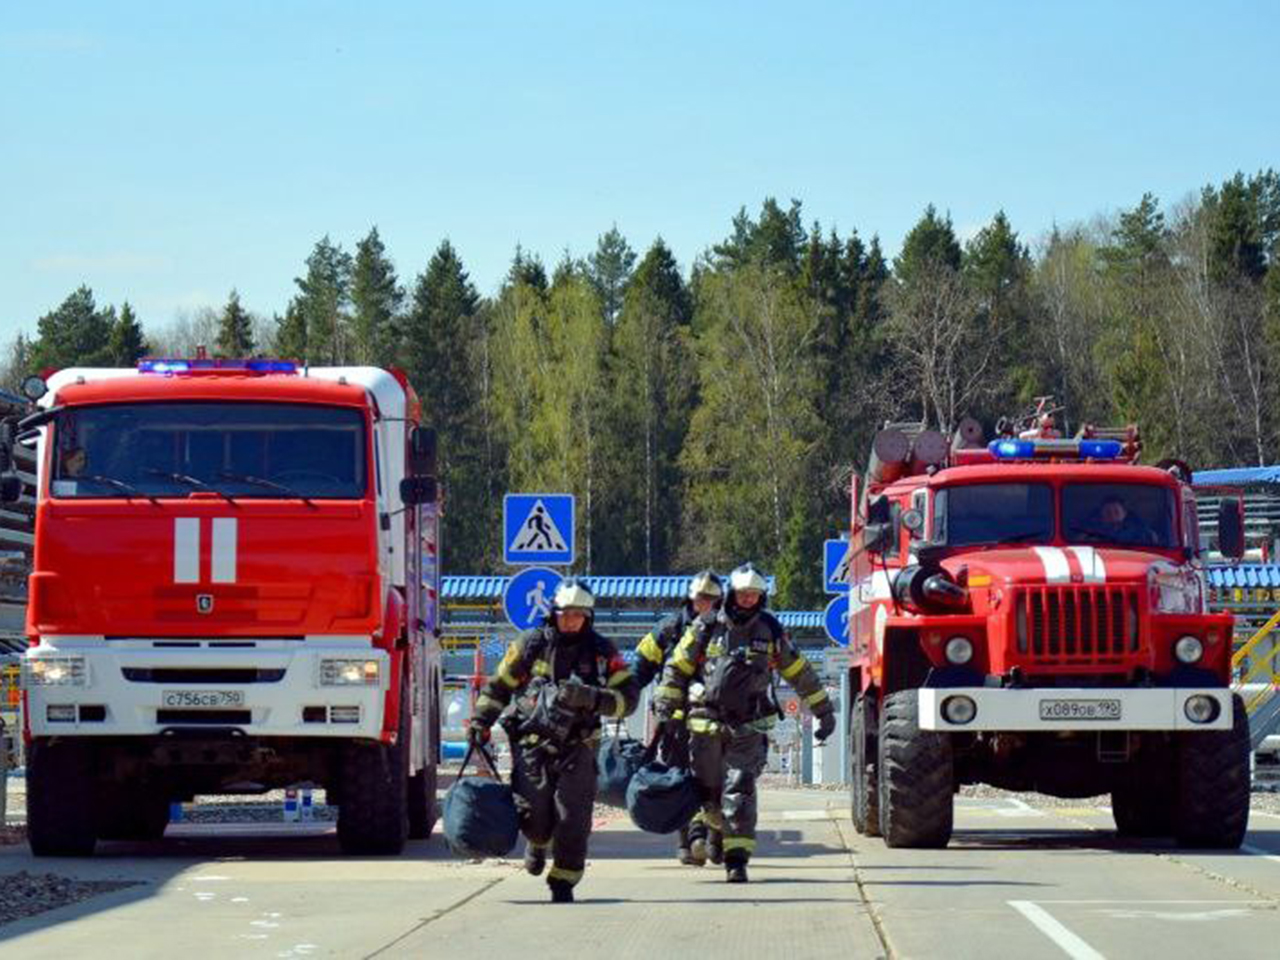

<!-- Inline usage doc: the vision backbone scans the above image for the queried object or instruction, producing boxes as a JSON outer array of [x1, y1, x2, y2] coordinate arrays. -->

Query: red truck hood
[[945, 545, 1170, 586], [28, 500, 379, 637]]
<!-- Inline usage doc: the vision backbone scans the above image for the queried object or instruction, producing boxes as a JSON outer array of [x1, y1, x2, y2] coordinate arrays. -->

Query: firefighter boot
[[677, 825, 698, 866], [524, 842, 548, 877], [686, 824, 709, 866], [708, 828, 724, 865], [548, 878, 575, 904], [725, 851, 749, 884]]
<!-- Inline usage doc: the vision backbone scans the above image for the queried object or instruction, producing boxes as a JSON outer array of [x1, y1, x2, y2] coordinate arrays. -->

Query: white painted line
[[780, 810, 833, 821], [174, 517, 200, 583], [1009, 901, 1106, 960], [1033, 547, 1072, 584], [212, 517, 238, 583], [1242, 843, 1280, 865], [996, 797, 1046, 818]]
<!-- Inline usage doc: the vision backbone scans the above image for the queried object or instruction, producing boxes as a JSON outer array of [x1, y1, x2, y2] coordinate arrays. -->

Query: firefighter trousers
[[689, 724, 768, 862], [511, 739, 597, 887]]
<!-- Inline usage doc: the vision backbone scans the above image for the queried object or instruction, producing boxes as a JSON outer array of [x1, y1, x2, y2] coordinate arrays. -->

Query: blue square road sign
[[504, 493, 575, 565]]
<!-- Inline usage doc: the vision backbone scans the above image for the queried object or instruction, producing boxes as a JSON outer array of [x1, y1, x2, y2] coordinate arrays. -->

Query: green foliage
[[215, 290, 254, 358], [894, 205, 961, 285], [587, 226, 636, 324], [108, 302, 149, 366], [294, 235, 353, 364], [350, 227, 404, 365], [30, 285, 114, 370]]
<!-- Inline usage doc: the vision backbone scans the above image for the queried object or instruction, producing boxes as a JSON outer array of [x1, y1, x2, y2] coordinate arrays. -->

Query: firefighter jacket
[[634, 604, 698, 689], [656, 608, 832, 727], [473, 624, 640, 735]]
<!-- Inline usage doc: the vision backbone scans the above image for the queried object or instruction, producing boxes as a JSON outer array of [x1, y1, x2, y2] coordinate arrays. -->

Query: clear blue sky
[[2, 1, 1277, 342]]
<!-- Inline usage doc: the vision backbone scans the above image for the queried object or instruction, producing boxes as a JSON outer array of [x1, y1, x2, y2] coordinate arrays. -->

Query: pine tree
[[215, 290, 255, 357], [109, 302, 149, 365], [350, 227, 404, 365], [275, 300, 308, 361], [587, 225, 636, 324], [894, 205, 962, 286], [29, 285, 114, 370], [963, 211, 1034, 413], [293, 236, 353, 364]]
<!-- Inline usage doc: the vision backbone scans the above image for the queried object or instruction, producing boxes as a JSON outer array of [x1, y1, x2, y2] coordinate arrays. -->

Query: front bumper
[[24, 641, 388, 739], [918, 687, 1234, 732]]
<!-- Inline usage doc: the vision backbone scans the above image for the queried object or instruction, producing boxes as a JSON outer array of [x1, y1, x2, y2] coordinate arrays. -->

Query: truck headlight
[[319, 658, 381, 686], [941, 695, 977, 724], [24, 657, 87, 686], [1173, 635, 1204, 665], [944, 636, 974, 665], [1184, 694, 1220, 724]]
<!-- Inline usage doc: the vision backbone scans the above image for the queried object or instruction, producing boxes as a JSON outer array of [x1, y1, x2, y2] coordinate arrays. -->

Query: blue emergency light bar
[[988, 438, 1123, 460], [138, 358, 298, 375]]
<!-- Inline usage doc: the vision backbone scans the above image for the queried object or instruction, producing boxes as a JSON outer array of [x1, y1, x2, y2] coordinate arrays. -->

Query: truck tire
[[27, 740, 97, 857], [851, 691, 880, 837], [877, 689, 953, 848], [1111, 754, 1173, 838], [1173, 693, 1250, 849], [408, 763, 438, 840], [337, 688, 410, 855], [96, 785, 170, 842]]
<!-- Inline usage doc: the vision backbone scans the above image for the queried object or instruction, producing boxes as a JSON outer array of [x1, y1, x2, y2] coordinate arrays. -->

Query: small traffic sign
[[824, 539, 852, 593], [503, 567, 564, 630], [824, 593, 851, 646], [504, 494, 575, 565]]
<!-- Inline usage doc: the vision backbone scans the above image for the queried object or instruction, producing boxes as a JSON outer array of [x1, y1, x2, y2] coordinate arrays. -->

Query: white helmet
[[552, 577, 595, 613], [687, 570, 724, 601], [728, 564, 768, 595]]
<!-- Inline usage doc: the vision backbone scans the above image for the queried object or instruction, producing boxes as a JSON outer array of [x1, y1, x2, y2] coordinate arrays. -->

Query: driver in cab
[[1085, 495, 1156, 546]]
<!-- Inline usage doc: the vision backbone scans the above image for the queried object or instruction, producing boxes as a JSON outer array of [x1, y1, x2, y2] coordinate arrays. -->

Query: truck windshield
[[1063, 483, 1177, 548], [934, 483, 1053, 547], [50, 402, 367, 500]]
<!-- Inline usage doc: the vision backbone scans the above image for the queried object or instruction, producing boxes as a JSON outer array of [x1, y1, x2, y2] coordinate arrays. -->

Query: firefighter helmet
[[725, 563, 768, 622], [687, 570, 724, 601], [552, 577, 595, 614]]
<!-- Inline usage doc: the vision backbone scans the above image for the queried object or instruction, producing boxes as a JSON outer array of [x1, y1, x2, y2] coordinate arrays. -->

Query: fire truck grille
[[1015, 586, 1141, 664]]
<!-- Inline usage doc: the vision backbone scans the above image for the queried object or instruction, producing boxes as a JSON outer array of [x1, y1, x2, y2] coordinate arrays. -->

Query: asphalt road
[[3, 787, 1280, 959]]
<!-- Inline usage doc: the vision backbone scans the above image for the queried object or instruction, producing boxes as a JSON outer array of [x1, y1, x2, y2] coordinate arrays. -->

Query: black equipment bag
[[625, 727, 702, 834], [596, 721, 646, 807], [442, 743, 519, 859]]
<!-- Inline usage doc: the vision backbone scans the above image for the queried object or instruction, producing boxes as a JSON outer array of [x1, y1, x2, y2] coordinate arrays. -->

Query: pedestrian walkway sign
[[824, 593, 850, 646], [504, 493, 575, 565], [824, 539, 852, 593], [504, 566, 564, 630]]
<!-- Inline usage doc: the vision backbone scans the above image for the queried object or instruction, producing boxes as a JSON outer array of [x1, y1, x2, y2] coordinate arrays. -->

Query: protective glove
[[652, 698, 677, 723], [815, 711, 836, 743], [467, 720, 491, 747], [555, 678, 600, 712]]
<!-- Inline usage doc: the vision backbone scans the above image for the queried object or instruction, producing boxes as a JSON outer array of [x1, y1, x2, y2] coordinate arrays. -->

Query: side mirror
[[408, 426, 437, 477], [400, 476, 437, 507], [0, 474, 22, 503], [864, 521, 895, 555], [1218, 498, 1245, 560], [21, 375, 48, 402]]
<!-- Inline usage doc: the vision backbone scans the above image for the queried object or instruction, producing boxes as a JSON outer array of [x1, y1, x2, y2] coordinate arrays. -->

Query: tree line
[[5, 170, 1279, 606]]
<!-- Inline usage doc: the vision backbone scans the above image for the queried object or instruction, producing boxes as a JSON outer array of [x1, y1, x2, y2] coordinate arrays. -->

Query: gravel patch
[[0, 871, 140, 927]]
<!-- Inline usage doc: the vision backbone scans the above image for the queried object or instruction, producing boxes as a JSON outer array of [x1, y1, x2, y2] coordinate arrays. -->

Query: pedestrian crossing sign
[[824, 539, 852, 593], [504, 493, 575, 565]]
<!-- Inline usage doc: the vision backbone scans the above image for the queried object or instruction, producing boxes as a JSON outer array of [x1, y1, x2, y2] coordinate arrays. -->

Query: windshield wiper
[[218, 471, 314, 505], [79, 474, 161, 505], [146, 470, 236, 502], [962, 530, 1053, 550]]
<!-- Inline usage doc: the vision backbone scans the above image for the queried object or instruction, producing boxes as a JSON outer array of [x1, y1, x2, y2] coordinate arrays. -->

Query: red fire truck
[[846, 415, 1251, 849], [0, 359, 442, 856]]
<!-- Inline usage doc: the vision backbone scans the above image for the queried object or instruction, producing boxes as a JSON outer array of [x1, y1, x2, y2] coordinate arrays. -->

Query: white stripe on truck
[[174, 518, 200, 583]]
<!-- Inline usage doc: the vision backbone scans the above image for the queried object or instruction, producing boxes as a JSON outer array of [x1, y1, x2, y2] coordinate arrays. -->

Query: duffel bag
[[596, 722, 647, 807], [625, 728, 702, 834], [442, 743, 519, 859]]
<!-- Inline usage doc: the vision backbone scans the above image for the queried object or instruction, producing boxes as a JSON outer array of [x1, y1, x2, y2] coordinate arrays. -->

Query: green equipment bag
[[625, 726, 702, 834]]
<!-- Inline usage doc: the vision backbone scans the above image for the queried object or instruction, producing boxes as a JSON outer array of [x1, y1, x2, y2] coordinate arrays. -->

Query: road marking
[[1099, 908, 1249, 922], [781, 809, 834, 820], [994, 797, 1045, 818], [1242, 843, 1280, 865], [1009, 901, 1106, 960]]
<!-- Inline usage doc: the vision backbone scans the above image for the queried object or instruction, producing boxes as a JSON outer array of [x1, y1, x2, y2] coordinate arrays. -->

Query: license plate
[[1039, 698, 1121, 721], [161, 689, 245, 708]]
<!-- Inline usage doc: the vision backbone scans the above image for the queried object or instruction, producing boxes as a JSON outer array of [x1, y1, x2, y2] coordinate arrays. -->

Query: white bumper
[[918, 687, 1234, 732], [24, 639, 388, 740]]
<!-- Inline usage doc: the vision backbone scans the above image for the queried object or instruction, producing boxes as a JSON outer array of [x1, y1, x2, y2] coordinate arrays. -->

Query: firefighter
[[655, 563, 836, 883], [468, 578, 639, 903], [634, 570, 724, 865]]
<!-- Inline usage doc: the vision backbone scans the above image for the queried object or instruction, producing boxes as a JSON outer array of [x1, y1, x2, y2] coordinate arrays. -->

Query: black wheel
[[96, 784, 171, 841], [408, 762, 438, 840], [337, 687, 410, 855], [877, 689, 954, 849], [851, 691, 880, 837], [27, 740, 98, 857], [1174, 693, 1250, 849], [1112, 750, 1174, 838]]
